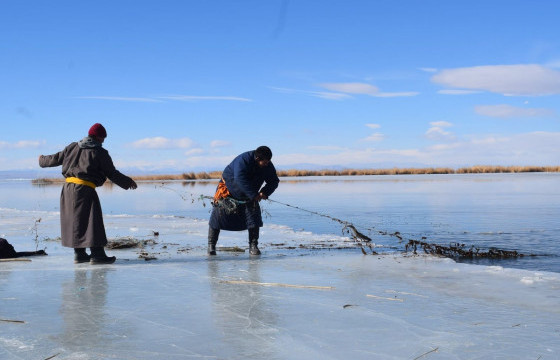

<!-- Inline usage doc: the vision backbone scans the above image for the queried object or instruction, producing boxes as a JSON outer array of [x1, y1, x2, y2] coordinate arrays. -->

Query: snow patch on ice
[[520, 273, 553, 285], [0, 337, 34, 350], [484, 265, 504, 273]]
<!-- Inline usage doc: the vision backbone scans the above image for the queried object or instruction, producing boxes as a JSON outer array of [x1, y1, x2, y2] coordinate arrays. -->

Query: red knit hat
[[88, 123, 107, 138]]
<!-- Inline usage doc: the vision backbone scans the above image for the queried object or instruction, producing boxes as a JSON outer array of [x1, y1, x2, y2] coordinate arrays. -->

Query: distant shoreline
[[31, 165, 560, 184]]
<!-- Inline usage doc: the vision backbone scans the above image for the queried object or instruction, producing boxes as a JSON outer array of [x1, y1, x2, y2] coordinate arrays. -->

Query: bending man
[[208, 146, 279, 256], [39, 123, 137, 264]]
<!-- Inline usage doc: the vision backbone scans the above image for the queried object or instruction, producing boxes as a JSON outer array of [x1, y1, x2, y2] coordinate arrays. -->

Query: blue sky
[[2, 0, 559, 173]]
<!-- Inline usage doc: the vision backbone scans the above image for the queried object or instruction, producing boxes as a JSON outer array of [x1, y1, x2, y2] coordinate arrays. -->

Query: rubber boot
[[208, 227, 220, 255], [248, 227, 261, 256], [74, 248, 90, 264], [90, 247, 116, 264]]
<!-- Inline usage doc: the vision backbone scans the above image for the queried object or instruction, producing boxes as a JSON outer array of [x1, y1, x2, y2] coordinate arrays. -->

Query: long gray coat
[[39, 137, 135, 248]]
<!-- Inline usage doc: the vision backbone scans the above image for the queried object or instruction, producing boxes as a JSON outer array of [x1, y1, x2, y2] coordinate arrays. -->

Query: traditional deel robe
[[39, 137, 135, 248], [209, 150, 279, 231]]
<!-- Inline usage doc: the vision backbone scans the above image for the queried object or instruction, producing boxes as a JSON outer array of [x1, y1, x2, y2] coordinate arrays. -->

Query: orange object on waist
[[213, 179, 231, 202], [66, 177, 96, 189]]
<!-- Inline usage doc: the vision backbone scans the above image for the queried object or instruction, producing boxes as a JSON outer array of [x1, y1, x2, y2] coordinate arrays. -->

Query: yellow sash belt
[[66, 177, 96, 189]]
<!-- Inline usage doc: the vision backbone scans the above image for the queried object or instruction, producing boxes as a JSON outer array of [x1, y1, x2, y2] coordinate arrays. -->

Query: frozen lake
[[2, 245, 559, 359], [1, 173, 560, 359], [2, 172, 559, 272]]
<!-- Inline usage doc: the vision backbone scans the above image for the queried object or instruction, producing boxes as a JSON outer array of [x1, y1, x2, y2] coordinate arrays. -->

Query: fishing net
[[405, 239, 530, 259], [158, 184, 534, 260], [213, 197, 247, 215]]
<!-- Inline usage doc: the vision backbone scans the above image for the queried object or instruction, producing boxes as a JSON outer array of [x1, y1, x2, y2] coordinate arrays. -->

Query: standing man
[[208, 146, 279, 256], [39, 123, 137, 264]]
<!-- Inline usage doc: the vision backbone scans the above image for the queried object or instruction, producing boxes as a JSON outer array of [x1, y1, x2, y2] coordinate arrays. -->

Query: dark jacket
[[221, 150, 279, 201]]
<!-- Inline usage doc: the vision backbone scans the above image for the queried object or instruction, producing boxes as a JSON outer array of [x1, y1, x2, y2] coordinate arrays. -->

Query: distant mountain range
[[0, 170, 56, 180]]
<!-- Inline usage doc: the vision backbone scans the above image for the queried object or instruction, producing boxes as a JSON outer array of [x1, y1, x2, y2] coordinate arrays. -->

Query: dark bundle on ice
[[0, 238, 47, 259], [106, 237, 158, 249], [405, 239, 531, 259]]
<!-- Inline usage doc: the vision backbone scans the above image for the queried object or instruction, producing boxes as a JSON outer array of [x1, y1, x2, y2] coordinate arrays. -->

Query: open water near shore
[[1, 172, 559, 273]]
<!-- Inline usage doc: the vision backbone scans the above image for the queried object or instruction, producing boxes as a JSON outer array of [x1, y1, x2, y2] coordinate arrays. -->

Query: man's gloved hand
[[254, 192, 268, 201]]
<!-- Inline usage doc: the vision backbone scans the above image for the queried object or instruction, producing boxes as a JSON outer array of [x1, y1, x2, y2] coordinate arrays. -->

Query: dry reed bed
[[31, 165, 560, 185], [277, 165, 560, 176], [278, 165, 560, 176]]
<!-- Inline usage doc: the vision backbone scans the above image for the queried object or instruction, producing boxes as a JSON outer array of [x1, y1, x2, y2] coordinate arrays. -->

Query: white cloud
[[185, 148, 204, 156], [421, 132, 560, 166], [273, 84, 418, 99], [210, 140, 231, 148], [470, 136, 504, 145], [426, 128, 454, 139], [273, 132, 560, 168], [319, 82, 419, 98], [75, 96, 162, 102], [425, 127, 455, 141], [114, 158, 180, 171], [102, 132, 560, 171], [438, 89, 481, 95], [320, 82, 379, 95], [0, 156, 44, 170], [274, 148, 423, 168], [182, 154, 236, 168], [0, 140, 45, 149], [312, 91, 352, 100], [307, 145, 347, 151], [545, 59, 560, 69], [175, 138, 196, 148], [474, 104, 555, 118], [429, 121, 452, 127], [365, 123, 381, 129], [270, 87, 350, 100], [419, 67, 438, 73], [76, 95, 252, 102], [362, 132, 385, 142], [426, 122, 455, 141], [373, 91, 420, 97], [427, 142, 462, 151], [158, 95, 252, 102], [130, 137, 195, 149], [431, 64, 560, 96]]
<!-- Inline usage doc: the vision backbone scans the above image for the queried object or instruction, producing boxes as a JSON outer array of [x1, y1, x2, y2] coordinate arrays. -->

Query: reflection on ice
[[1, 208, 559, 359], [208, 260, 280, 359], [59, 268, 110, 356]]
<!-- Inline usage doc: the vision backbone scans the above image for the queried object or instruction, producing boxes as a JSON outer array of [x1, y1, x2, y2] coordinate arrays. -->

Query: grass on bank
[[31, 165, 560, 185]]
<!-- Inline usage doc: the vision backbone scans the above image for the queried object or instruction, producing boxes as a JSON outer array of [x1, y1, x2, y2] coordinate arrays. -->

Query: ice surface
[[1, 208, 559, 359]]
